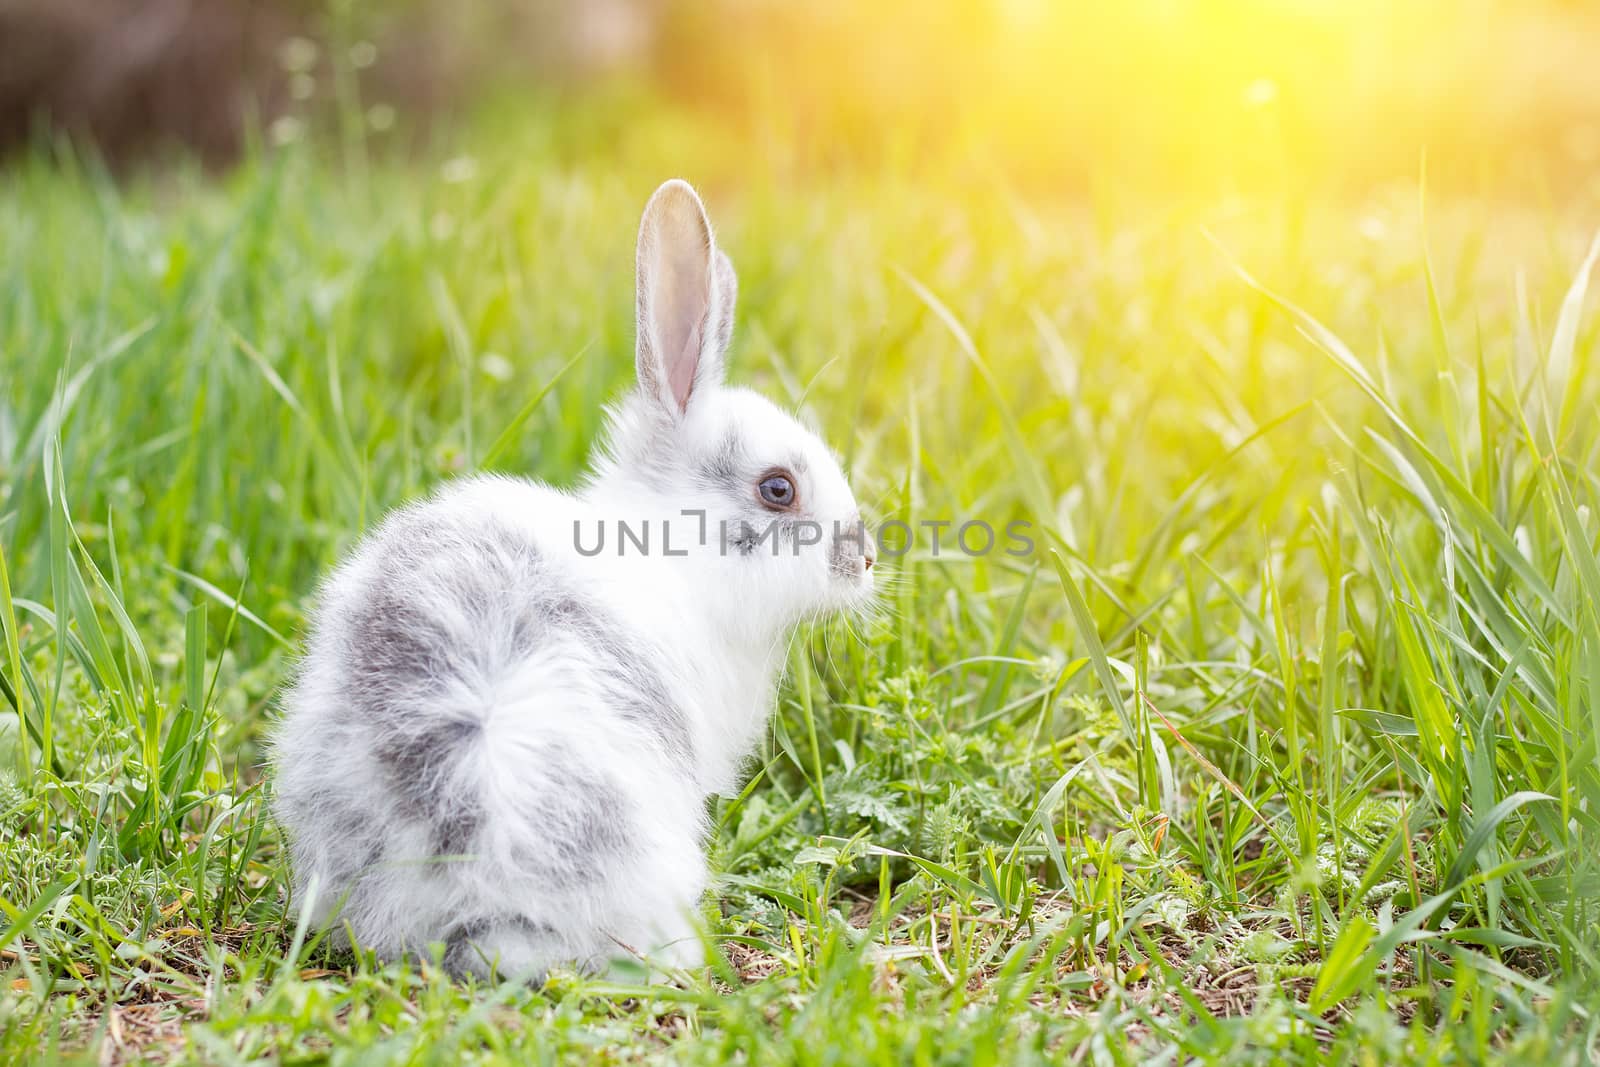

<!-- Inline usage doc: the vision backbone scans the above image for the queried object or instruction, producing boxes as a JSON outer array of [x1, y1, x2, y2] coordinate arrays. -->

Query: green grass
[[2, 107, 1599, 1064]]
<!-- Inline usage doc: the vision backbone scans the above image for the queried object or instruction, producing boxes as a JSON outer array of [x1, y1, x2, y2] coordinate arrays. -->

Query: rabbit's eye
[[757, 472, 797, 509]]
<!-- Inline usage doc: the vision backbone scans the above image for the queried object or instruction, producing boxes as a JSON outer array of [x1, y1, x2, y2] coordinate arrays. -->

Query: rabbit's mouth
[[837, 564, 880, 620], [827, 519, 876, 586]]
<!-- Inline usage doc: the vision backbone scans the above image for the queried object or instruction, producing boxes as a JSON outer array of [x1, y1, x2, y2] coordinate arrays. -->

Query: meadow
[[1, 96, 1599, 1063]]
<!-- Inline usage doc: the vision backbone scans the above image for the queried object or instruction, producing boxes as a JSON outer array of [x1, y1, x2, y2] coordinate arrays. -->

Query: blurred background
[[4, 0, 1600, 197]]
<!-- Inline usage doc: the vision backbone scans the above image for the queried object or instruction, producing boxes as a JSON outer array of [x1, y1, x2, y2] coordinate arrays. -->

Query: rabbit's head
[[590, 180, 875, 628]]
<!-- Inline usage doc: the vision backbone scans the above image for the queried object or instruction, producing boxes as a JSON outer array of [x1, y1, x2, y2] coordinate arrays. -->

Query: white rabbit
[[271, 180, 875, 981]]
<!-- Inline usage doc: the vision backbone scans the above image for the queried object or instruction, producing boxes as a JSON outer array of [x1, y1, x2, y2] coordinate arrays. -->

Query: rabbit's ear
[[635, 179, 736, 416]]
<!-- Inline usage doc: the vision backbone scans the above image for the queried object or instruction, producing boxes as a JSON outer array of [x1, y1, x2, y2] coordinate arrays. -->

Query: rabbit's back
[[273, 478, 704, 968]]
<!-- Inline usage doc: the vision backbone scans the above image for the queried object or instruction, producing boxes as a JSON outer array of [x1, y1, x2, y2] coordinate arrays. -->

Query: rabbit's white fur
[[271, 180, 873, 981]]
